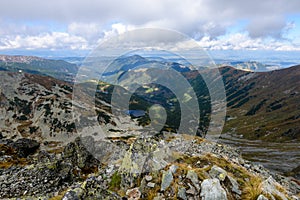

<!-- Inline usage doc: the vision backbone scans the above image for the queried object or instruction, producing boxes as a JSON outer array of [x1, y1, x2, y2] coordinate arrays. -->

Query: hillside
[[219, 66, 300, 141], [0, 55, 78, 82], [0, 71, 144, 151]]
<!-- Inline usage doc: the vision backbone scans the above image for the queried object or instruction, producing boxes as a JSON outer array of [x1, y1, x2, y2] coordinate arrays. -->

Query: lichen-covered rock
[[200, 178, 227, 200], [209, 165, 227, 181]]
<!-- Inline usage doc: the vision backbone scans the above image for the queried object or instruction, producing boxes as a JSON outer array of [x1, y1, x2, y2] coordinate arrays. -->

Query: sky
[[0, 0, 300, 55]]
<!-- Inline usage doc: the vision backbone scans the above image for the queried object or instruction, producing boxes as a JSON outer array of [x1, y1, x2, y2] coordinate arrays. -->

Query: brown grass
[[48, 189, 68, 200], [241, 176, 262, 200], [0, 158, 28, 168]]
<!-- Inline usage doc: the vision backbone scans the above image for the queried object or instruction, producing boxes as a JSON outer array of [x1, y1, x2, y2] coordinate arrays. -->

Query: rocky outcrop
[[0, 137, 99, 198], [0, 134, 298, 199]]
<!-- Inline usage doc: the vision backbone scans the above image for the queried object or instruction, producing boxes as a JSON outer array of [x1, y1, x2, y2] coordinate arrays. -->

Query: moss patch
[[109, 171, 122, 191]]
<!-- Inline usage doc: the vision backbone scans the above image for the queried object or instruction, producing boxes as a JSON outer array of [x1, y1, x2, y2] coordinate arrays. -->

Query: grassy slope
[[219, 66, 300, 141]]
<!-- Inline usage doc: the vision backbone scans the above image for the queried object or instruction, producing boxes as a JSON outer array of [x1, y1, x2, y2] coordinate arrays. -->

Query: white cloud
[[102, 23, 136, 39], [0, 0, 300, 51], [68, 23, 102, 39], [0, 32, 88, 50], [1, 0, 300, 36], [197, 33, 300, 51], [1, 24, 299, 51]]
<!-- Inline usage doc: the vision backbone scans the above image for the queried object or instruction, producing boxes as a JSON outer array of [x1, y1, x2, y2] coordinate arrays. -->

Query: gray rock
[[186, 170, 200, 191], [257, 194, 269, 200], [177, 186, 187, 200], [200, 178, 227, 200], [147, 182, 156, 188], [209, 165, 227, 181], [186, 183, 196, 195], [62, 191, 79, 200], [228, 175, 242, 195], [261, 176, 288, 200], [145, 175, 153, 181], [169, 165, 178, 174], [161, 170, 173, 191]]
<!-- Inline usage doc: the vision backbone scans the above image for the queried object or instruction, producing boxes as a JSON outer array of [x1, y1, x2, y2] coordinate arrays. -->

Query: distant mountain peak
[[220, 60, 280, 72], [0, 55, 45, 64], [0, 54, 78, 82]]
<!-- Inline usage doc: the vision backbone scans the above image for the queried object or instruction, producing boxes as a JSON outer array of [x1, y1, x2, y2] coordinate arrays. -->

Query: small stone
[[147, 182, 156, 188], [126, 187, 141, 200], [169, 165, 178, 174], [106, 164, 114, 174], [153, 193, 165, 200], [145, 175, 153, 181], [177, 186, 187, 200], [186, 183, 196, 195], [257, 194, 268, 200], [62, 191, 79, 200]]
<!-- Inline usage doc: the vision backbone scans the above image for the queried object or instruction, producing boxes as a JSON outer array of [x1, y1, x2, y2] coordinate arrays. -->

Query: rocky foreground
[[0, 132, 299, 200]]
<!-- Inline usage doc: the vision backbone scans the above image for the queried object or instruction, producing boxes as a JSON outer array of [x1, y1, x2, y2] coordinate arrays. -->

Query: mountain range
[[0, 54, 299, 142], [0, 55, 299, 199]]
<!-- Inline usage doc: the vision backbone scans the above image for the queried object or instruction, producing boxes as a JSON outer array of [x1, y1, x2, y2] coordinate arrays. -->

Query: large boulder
[[200, 178, 227, 200], [11, 138, 40, 157]]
